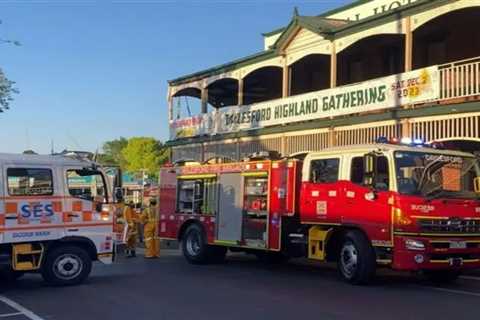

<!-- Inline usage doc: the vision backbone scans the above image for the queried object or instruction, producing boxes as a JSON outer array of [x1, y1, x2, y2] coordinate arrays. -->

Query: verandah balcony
[[169, 56, 480, 141], [168, 4, 480, 142]]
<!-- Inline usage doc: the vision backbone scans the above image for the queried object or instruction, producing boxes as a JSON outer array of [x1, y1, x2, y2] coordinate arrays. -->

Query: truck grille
[[418, 218, 480, 234]]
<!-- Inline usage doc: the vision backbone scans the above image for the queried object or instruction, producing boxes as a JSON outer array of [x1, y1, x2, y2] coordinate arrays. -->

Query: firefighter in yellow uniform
[[139, 198, 160, 258], [123, 202, 138, 258]]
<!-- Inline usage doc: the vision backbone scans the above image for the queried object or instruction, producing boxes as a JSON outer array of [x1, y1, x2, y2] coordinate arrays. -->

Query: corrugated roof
[[169, 16, 349, 86], [261, 27, 286, 37], [261, 1, 371, 38], [296, 16, 350, 34], [270, 15, 350, 50], [168, 50, 276, 86]]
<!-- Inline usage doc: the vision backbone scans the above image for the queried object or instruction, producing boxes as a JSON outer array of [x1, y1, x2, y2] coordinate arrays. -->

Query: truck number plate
[[449, 241, 467, 249], [449, 258, 463, 267]]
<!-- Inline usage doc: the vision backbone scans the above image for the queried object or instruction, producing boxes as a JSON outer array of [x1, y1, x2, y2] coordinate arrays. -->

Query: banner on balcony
[[170, 66, 439, 139], [169, 113, 214, 139]]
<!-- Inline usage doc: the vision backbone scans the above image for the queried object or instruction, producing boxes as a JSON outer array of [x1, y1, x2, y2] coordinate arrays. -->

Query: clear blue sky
[[0, 0, 349, 154]]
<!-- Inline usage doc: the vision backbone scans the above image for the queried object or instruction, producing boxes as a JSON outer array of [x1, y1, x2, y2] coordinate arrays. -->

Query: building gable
[[284, 28, 325, 54]]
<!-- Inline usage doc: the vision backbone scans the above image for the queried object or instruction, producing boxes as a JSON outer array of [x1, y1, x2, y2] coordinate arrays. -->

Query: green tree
[[121, 137, 169, 177], [0, 68, 17, 111], [99, 137, 128, 168], [158, 143, 170, 165], [1, 21, 20, 111]]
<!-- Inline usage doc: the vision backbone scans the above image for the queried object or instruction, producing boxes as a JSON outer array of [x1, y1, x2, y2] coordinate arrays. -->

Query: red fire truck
[[158, 140, 480, 284]]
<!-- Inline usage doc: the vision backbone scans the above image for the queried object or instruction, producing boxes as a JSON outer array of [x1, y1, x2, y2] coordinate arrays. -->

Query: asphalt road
[[1, 249, 479, 320]]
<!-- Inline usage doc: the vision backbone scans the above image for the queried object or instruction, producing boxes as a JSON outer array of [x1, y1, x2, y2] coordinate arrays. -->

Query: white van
[[0, 152, 120, 285]]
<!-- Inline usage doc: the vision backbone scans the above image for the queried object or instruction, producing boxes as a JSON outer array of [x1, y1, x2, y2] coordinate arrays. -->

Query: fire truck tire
[[338, 231, 376, 285], [424, 270, 460, 283], [182, 224, 214, 264], [41, 245, 92, 286]]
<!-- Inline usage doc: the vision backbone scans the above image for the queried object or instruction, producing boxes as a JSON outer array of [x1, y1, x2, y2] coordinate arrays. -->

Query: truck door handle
[[5, 216, 17, 220], [68, 214, 79, 218], [67, 228, 79, 232]]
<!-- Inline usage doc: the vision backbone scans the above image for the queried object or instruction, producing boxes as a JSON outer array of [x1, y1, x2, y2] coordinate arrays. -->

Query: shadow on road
[[1, 250, 478, 295]]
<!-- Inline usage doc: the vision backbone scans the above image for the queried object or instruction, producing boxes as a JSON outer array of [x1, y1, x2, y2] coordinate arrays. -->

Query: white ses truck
[[0, 152, 122, 286]]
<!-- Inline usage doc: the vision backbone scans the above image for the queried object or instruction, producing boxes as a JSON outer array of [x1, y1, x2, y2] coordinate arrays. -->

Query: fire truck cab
[[0, 152, 120, 285], [159, 142, 480, 284]]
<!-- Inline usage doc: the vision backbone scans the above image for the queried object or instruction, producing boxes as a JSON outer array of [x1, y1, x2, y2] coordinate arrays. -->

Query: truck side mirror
[[363, 153, 377, 187], [474, 177, 480, 194], [114, 169, 123, 189], [114, 187, 124, 203]]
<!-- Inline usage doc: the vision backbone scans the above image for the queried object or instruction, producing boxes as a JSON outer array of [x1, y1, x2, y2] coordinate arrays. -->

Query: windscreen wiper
[[417, 156, 453, 195], [424, 188, 450, 201]]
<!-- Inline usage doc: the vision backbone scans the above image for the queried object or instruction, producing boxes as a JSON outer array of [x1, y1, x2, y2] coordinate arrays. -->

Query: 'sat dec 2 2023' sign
[[170, 66, 439, 140]]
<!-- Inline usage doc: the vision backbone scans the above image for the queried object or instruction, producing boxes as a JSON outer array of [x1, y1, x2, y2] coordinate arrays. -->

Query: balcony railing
[[440, 56, 480, 100]]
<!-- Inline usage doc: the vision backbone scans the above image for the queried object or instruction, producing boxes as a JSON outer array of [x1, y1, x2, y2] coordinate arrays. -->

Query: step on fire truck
[[159, 139, 480, 284], [0, 151, 123, 286]]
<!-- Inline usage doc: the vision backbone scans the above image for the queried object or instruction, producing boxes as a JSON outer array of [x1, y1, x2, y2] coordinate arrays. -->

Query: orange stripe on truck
[[5, 203, 17, 214], [72, 201, 83, 212], [52, 201, 62, 212], [83, 211, 93, 222]]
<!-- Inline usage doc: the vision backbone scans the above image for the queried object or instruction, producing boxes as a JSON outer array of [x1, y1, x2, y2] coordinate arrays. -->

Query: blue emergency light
[[376, 136, 427, 147], [413, 139, 426, 146], [376, 136, 389, 144]]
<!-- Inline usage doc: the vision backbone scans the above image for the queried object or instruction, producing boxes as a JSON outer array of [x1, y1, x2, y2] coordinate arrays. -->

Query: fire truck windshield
[[395, 151, 480, 200]]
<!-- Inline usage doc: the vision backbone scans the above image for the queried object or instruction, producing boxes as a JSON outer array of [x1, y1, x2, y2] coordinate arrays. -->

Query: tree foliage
[[0, 67, 18, 112], [121, 137, 169, 177], [1, 21, 20, 112], [98, 137, 169, 179], [99, 137, 128, 167]]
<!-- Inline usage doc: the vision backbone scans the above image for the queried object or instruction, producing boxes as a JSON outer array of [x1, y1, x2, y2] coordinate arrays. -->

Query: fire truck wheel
[[424, 270, 461, 283], [338, 231, 376, 285], [41, 245, 92, 286], [182, 224, 211, 264]]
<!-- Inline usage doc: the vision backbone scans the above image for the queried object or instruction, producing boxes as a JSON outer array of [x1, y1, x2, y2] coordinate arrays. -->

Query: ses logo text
[[20, 203, 55, 219]]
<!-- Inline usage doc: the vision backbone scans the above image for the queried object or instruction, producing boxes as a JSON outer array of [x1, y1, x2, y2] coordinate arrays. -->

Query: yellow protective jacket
[[140, 206, 158, 224], [123, 206, 137, 225], [141, 205, 160, 258]]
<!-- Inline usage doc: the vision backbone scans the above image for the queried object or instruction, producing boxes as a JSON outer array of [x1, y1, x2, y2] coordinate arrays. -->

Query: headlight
[[405, 239, 425, 251]]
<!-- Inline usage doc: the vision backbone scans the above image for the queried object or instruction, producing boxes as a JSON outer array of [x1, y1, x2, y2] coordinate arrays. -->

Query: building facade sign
[[169, 66, 439, 140], [169, 113, 214, 139], [327, 0, 420, 21]]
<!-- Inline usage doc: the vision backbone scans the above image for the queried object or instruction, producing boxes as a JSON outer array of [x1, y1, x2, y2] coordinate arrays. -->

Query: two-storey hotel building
[[166, 0, 480, 161]]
